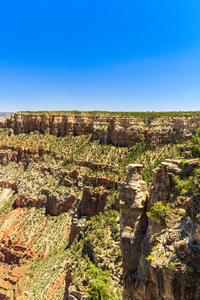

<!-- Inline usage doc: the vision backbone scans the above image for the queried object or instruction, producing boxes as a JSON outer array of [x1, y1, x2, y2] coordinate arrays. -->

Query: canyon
[[0, 112, 199, 299]]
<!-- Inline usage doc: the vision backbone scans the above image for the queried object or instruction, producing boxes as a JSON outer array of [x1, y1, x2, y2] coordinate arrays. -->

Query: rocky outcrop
[[119, 164, 148, 298], [0, 144, 122, 179], [120, 160, 200, 300], [0, 143, 120, 217], [0, 121, 5, 128], [145, 117, 199, 148], [47, 192, 77, 215], [78, 187, 108, 217], [5, 113, 200, 148], [0, 236, 35, 265], [0, 146, 48, 167], [0, 234, 35, 300], [15, 190, 77, 216], [68, 217, 86, 247], [83, 175, 119, 189], [0, 181, 17, 190]]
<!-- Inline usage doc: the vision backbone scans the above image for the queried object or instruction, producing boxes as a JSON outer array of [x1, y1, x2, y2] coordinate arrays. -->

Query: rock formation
[[1, 114, 200, 299], [5, 113, 200, 148], [119, 164, 148, 298], [78, 187, 108, 217], [0, 236, 35, 265], [120, 161, 200, 300]]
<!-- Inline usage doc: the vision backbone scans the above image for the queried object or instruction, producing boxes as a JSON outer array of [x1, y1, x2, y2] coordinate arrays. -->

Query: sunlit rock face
[[119, 164, 148, 298], [5, 113, 200, 148], [120, 161, 200, 300]]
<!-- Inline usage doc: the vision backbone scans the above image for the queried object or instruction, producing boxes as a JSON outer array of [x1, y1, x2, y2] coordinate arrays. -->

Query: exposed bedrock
[[0, 145, 49, 167], [78, 187, 108, 217], [0, 236, 35, 266], [15, 190, 77, 216], [119, 164, 148, 298], [120, 161, 200, 300], [5, 113, 200, 148]]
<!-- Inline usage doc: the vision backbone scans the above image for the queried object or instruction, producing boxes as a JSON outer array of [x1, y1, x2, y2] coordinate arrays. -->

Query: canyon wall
[[120, 161, 200, 300], [5, 113, 200, 148]]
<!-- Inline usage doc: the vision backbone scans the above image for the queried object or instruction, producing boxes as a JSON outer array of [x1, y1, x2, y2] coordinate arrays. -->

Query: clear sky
[[0, 0, 200, 112]]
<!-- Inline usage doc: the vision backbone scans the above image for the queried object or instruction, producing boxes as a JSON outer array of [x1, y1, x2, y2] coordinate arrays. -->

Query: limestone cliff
[[120, 161, 200, 300], [5, 113, 200, 148]]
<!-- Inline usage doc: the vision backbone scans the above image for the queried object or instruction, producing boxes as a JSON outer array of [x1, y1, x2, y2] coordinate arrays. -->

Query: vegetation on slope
[[0, 129, 179, 186], [172, 128, 200, 197], [0, 128, 181, 299]]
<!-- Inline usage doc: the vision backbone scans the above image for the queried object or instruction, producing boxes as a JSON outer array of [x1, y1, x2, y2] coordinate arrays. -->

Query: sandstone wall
[[5, 113, 200, 148], [120, 161, 200, 300]]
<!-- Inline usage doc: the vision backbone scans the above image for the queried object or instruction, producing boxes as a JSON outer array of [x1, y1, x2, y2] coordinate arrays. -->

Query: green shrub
[[146, 201, 173, 227], [186, 266, 196, 276], [169, 261, 177, 269], [180, 159, 189, 167], [86, 263, 115, 299], [79, 231, 85, 241], [173, 175, 199, 196], [188, 128, 200, 157], [191, 239, 198, 245]]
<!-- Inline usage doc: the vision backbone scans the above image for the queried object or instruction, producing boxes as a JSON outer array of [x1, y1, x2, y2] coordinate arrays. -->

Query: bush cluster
[[146, 201, 174, 227]]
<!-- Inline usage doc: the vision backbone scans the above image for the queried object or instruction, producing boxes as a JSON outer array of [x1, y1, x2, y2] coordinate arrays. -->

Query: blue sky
[[0, 0, 200, 112]]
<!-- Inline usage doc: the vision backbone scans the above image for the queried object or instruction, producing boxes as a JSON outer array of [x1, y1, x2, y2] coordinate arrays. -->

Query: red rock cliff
[[5, 113, 200, 148]]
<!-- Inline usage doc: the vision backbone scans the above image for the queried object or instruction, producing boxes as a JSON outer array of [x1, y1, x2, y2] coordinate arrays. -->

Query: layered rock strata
[[0, 145, 49, 166], [0, 148, 119, 217], [6, 113, 146, 146], [0, 237, 35, 265], [5, 113, 200, 148], [120, 160, 200, 300]]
